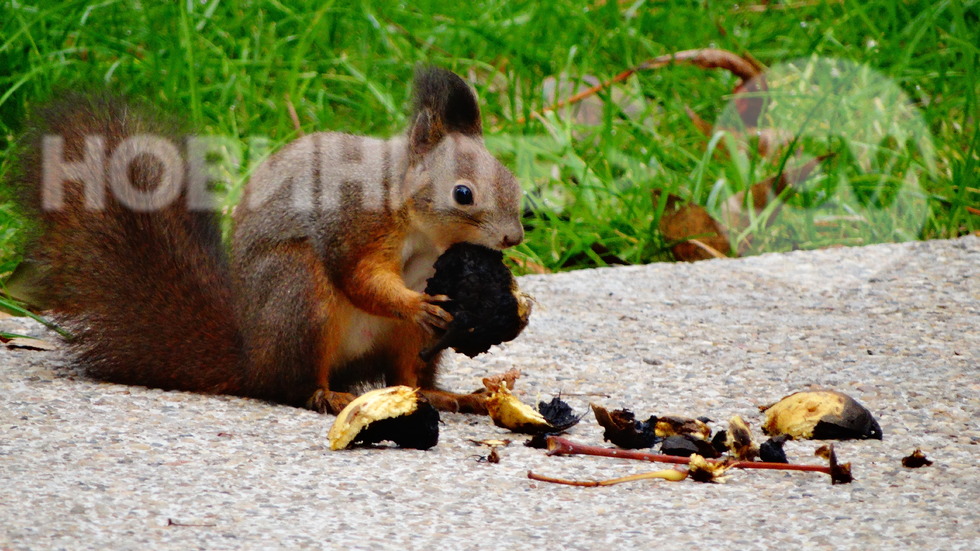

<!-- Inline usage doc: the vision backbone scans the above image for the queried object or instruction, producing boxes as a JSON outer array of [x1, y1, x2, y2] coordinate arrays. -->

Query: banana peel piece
[[591, 403, 711, 449], [655, 416, 712, 441], [687, 454, 731, 483], [328, 386, 439, 450], [725, 415, 759, 461], [484, 379, 582, 434], [590, 404, 658, 449], [760, 390, 882, 440], [485, 380, 549, 433]]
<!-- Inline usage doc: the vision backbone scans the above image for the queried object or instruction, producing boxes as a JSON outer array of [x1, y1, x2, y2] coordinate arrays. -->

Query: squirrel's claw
[[307, 388, 356, 415], [416, 294, 453, 332]]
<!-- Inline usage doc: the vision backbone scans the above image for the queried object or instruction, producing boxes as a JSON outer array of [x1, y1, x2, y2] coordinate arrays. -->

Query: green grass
[[0, 0, 977, 280]]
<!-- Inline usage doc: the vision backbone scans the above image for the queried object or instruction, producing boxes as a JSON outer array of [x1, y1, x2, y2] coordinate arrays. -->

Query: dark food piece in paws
[[421, 243, 532, 360]]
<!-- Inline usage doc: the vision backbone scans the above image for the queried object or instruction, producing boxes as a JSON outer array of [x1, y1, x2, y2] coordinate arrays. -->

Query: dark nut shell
[[660, 434, 721, 458], [591, 404, 659, 449]]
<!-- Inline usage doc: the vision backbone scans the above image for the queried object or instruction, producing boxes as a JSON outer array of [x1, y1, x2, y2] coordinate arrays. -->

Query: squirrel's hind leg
[[385, 325, 489, 415], [235, 239, 357, 414]]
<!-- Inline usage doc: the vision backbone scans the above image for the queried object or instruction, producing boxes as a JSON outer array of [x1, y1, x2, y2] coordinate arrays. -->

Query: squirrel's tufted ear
[[409, 66, 482, 158]]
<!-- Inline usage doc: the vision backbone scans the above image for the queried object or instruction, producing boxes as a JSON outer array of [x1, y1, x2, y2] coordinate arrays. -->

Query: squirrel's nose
[[500, 231, 523, 249]]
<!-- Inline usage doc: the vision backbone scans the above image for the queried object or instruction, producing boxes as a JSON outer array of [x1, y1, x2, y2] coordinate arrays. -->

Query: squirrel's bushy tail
[[15, 95, 246, 394]]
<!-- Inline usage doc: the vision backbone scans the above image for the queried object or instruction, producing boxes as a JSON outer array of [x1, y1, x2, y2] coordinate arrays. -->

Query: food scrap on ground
[[659, 434, 720, 458], [724, 415, 760, 461], [470, 438, 511, 464], [901, 449, 933, 468], [327, 386, 439, 450], [760, 390, 883, 440], [686, 454, 731, 483], [324, 367, 879, 489], [758, 435, 790, 463], [542, 436, 853, 485], [590, 404, 658, 449], [483, 375, 582, 434], [590, 403, 711, 450]]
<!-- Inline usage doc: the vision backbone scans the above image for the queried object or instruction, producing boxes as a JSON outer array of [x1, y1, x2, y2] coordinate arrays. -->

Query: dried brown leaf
[[653, 190, 732, 261], [481, 368, 521, 391]]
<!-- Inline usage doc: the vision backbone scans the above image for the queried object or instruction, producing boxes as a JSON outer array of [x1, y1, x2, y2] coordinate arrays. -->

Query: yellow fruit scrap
[[760, 390, 881, 441], [653, 416, 712, 440], [687, 454, 731, 483], [761, 392, 842, 438], [725, 414, 759, 461], [327, 386, 422, 450], [484, 380, 553, 433]]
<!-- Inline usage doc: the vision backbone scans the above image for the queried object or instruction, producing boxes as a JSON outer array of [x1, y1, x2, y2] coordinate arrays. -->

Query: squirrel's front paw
[[307, 388, 356, 415], [414, 294, 453, 333]]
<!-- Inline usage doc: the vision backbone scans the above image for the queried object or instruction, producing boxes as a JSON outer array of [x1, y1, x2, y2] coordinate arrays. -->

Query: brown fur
[[17, 95, 246, 395], [15, 68, 521, 415]]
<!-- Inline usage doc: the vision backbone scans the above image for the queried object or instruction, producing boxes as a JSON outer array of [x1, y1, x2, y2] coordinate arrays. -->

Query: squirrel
[[15, 66, 524, 415]]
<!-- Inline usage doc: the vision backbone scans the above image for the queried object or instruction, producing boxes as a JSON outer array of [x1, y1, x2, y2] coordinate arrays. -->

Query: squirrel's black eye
[[453, 184, 474, 205]]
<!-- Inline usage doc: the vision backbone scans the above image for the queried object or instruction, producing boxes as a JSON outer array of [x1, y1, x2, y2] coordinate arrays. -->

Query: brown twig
[[167, 518, 217, 527], [528, 470, 604, 487], [285, 93, 304, 137], [515, 49, 763, 125], [545, 436, 850, 481], [522, 66, 639, 124], [552, 391, 613, 398], [528, 468, 688, 487]]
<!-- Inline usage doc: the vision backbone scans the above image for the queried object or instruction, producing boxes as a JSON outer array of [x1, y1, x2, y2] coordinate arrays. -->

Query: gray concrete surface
[[1, 236, 978, 550]]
